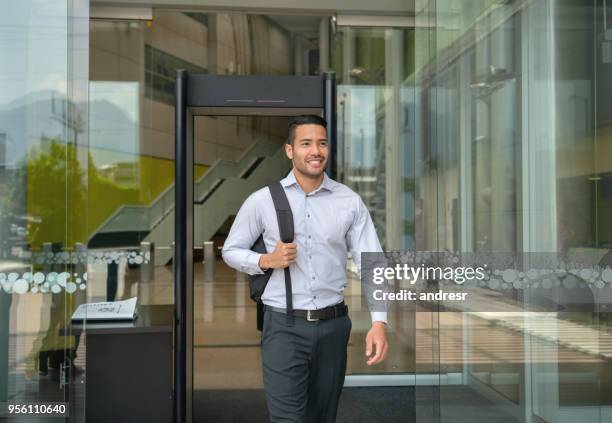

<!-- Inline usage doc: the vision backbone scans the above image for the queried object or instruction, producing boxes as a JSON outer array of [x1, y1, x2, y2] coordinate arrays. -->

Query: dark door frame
[[174, 71, 336, 423]]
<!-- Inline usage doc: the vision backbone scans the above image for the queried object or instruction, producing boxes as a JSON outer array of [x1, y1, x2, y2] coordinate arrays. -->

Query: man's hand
[[365, 321, 388, 366], [259, 240, 297, 270]]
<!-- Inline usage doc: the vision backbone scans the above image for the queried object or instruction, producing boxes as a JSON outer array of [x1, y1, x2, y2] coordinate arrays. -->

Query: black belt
[[265, 302, 348, 322]]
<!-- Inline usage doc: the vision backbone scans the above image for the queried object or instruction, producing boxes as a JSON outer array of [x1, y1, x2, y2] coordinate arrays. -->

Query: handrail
[[90, 140, 279, 238], [149, 143, 291, 264]]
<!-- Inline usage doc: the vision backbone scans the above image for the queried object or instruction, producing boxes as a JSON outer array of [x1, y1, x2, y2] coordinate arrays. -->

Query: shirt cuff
[[245, 252, 265, 275], [370, 312, 388, 325]]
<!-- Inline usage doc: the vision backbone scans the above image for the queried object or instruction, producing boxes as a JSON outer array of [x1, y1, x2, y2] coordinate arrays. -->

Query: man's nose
[[310, 144, 322, 155]]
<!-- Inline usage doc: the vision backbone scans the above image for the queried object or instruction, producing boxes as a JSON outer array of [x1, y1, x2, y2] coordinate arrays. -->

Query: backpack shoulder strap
[[268, 181, 294, 243], [268, 180, 295, 326]]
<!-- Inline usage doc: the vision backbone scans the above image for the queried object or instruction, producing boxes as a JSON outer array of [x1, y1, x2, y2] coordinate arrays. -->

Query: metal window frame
[[335, 14, 415, 28], [90, 6, 153, 20]]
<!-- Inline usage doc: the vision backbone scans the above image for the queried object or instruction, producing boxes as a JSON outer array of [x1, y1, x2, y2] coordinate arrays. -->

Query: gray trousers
[[261, 309, 352, 423]]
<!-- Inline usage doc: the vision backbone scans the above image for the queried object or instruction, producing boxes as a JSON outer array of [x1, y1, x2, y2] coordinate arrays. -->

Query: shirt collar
[[281, 170, 337, 193]]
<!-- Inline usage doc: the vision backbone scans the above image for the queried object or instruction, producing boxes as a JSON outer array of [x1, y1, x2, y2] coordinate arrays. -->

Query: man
[[222, 115, 388, 423]]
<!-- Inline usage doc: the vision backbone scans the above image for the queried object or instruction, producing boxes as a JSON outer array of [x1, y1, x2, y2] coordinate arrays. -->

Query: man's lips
[[307, 158, 324, 167]]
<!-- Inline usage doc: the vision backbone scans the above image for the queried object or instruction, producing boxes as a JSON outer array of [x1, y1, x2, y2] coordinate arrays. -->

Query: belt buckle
[[306, 310, 319, 322]]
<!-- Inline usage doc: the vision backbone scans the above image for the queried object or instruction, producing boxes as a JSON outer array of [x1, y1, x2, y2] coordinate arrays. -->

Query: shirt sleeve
[[221, 191, 266, 275], [346, 197, 388, 324]]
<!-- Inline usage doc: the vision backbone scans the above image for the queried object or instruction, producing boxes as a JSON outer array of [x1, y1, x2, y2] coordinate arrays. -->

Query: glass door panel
[[414, 0, 612, 422], [332, 22, 421, 422], [0, 1, 89, 420]]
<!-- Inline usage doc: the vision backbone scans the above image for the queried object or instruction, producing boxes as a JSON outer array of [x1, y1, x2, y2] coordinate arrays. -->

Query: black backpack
[[248, 181, 294, 331]]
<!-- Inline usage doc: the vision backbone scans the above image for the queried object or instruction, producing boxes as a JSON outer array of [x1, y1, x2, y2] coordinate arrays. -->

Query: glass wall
[[0, 0, 89, 420], [331, 25, 421, 384], [408, 0, 612, 421]]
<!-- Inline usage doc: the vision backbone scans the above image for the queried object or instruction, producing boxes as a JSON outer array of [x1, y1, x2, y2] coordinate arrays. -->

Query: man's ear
[[284, 143, 293, 160]]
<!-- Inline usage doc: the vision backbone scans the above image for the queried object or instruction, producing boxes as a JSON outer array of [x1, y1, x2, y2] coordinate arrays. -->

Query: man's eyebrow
[[297, 138, 328, 142]]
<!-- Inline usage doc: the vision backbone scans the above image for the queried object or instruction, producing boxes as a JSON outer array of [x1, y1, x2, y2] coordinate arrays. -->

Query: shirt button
[[309, 255, 312, 259], [308, 235, 311, 239], [314, 296, 317, 299], [312, 276, 315, 280], [307, 214, 310, 218]]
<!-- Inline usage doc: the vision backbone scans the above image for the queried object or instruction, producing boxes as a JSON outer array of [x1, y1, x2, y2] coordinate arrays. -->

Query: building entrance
[[89, 7, 421, 423]]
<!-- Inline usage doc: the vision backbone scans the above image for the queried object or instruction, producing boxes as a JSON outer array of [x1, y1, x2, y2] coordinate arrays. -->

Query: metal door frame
[[174, 71, 336, 423]]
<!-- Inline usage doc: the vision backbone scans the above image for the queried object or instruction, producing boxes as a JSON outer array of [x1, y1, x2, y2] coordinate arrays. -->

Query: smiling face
[[285, 123, 329, 179]]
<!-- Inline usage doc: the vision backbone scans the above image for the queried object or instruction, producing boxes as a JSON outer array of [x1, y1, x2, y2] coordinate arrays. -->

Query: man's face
[[285, 124, 328, 178]]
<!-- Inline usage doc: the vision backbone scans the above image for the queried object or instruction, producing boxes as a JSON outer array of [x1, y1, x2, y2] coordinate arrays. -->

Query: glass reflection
[[413, 0, 612, 422], [0, 1, 88, 420]]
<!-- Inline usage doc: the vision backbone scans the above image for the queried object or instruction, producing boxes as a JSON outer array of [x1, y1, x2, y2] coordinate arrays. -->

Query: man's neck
[[293, 168, 324, 194]]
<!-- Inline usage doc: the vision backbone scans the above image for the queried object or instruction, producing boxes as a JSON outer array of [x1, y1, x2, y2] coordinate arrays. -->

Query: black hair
[[286, 115, 327, 145]]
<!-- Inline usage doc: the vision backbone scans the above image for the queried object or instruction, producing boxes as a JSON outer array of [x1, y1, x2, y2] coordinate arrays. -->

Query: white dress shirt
[[222, 170, 387, 323]]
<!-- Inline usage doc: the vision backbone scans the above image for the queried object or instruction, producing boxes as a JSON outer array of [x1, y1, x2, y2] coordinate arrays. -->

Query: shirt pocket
[[334, 208, 354, 237]]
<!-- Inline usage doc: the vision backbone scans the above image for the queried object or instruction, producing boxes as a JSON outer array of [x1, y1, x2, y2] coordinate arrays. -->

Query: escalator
[[88, 140, 291, 264]]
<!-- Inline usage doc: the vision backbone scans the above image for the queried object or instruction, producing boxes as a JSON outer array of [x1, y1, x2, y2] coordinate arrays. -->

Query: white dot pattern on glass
[[0, 248, 153, 296], [0, 272, 88, 295]]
